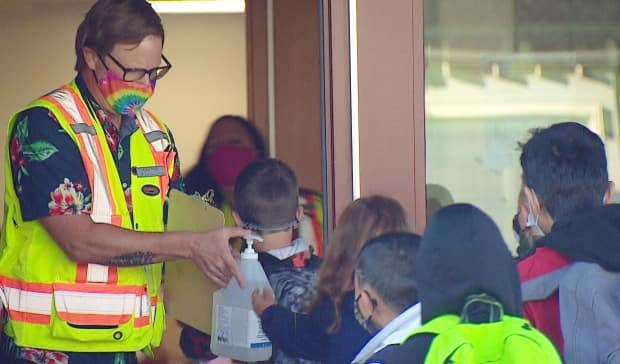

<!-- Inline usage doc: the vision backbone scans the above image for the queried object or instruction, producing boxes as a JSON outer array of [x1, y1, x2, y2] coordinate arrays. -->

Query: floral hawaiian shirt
[[9, 75, 184, 223]]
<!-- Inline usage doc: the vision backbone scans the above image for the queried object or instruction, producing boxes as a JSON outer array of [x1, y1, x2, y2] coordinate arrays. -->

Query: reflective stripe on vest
[[0, 277, 151, 327], [42, 85, 120, 225]]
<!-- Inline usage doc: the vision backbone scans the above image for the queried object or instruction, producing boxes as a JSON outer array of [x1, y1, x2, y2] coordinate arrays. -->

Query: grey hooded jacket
[[522, 204, 620, 364]]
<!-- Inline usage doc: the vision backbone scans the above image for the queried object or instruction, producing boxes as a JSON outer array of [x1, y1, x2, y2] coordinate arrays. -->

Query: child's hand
[[251, 288, 276, 317]]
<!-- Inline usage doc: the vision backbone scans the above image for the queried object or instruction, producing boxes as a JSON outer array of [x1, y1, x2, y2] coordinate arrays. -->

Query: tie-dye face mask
[[96, 70, 155, 117]]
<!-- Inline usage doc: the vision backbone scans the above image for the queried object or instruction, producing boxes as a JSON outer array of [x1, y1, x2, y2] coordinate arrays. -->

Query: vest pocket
[[50, 283, 145, 343]]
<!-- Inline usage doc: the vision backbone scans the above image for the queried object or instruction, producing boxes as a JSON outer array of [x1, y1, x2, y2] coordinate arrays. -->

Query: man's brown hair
[[75, 0, 164, 71]]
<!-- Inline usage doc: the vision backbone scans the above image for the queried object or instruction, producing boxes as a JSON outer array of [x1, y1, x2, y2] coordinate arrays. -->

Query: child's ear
[[604, 181, 615, 205], [232, 211, 244, 227], [296, 206, 304, 223]]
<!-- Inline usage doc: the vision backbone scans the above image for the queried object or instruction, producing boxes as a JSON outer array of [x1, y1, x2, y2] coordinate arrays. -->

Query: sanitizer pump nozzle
[[242, 233, 263, 259]]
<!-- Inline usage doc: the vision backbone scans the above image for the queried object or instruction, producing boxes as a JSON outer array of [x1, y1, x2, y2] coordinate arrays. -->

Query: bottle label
[[215, 304, 272, 349]]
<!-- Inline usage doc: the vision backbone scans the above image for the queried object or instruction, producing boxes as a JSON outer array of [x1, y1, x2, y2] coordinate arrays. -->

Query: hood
[[537, 203, 620, 272], [417, 203, 522, 323]]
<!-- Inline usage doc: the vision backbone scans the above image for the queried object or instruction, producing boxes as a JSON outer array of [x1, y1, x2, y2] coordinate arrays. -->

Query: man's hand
[[189, 227, 250, 287], [251, 287, 277, 317]]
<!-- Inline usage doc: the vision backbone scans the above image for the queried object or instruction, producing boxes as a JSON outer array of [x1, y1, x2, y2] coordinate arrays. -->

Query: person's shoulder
[[517, 246, 571, 281], [565, 261, 620, 293], [260, 251, 317, 284], [365, 333, 435, 364], [10, 107, 63, 141], [14, 107, 59, 124], [305, 254, 322, 269], [364, 344, 404, 364]]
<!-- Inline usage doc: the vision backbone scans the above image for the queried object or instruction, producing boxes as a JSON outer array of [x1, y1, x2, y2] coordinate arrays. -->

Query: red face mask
[[206, 145, 258, 187]]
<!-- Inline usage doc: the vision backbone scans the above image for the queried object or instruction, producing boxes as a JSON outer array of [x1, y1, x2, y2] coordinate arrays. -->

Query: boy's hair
[[75, 0, 165, 71], [520, 121, 609, 222], [234, 158, 299, 231], [356, 232, 421, 313]]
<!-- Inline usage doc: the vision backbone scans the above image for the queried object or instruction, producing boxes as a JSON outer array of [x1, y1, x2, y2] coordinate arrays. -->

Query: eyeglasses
[[98, 53, 172, 82]]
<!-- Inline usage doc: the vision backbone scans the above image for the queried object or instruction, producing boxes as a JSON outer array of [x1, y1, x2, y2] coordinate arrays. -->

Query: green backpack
[[409, 295, 562, 364]]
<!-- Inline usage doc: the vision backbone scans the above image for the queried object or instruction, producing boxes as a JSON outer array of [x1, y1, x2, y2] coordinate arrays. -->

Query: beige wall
[[0, 1, 247, 221], [154, 12, 247, 171]]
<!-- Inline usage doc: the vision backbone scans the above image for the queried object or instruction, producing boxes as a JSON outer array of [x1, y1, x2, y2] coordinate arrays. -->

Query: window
[[425, 0, 620, 253]]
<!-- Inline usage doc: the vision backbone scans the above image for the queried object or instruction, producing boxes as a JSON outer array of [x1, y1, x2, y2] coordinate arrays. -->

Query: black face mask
[[354, 293, 379, 334]]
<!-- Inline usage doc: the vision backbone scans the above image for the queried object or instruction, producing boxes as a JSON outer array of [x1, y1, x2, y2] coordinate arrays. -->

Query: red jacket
[[517, 246, 571, 354]]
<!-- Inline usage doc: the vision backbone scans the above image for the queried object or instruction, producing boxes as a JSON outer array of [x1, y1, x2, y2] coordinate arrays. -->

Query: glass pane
[[424, 0, 620, 254]]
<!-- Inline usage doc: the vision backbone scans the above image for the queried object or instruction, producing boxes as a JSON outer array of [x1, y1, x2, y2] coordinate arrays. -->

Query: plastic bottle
[[211, 233, 273, 362]]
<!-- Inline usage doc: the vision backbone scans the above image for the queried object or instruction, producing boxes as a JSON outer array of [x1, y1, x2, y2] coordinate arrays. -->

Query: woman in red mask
[[185, 115, 268, 217]]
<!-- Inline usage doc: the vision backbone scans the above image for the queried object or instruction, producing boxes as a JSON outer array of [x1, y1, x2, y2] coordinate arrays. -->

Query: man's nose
[[135, 73, 151, 86]]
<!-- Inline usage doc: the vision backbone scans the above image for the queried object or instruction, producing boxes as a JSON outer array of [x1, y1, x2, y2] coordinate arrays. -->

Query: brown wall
[[355, 0, 427, 232], [246, 0, 323, 193], [322, 0, 353, 227], [246, 0, 270, 146], [274, 0, 322, 193]]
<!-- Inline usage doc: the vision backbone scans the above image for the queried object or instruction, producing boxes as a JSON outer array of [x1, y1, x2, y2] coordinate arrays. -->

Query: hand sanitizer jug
[[211, 233, 273, 362]]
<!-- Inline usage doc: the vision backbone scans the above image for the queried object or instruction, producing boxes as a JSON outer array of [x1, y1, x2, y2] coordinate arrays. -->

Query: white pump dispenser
[[241, 234, 259, 259], [211, 233, 273, 362]]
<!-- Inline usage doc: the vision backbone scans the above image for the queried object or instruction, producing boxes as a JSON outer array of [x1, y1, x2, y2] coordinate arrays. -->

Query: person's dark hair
[[417, 203, 522, 323], [184, 115, 267, 205], [75, 0, 165, 71], [309, 195, 411, 334], [520, 121, 608, 222], [356, 232, 421, 313], [234, 158, 298, 230]]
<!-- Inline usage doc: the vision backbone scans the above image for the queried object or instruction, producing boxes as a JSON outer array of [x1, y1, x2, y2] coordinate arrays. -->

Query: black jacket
[[535, 203, 620, 271]]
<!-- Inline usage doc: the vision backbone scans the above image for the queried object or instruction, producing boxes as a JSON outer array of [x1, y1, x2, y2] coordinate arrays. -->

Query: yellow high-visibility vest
[[0, 80, 175, 352]]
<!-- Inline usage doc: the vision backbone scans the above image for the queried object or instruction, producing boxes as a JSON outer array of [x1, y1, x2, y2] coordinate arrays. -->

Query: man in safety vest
[[0, 0, 248, 362]]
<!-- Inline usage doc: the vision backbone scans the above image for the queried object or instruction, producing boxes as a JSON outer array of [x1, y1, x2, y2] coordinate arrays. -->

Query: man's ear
[[83, 47, 99, 71], [603, 181, 615, 205], [232, 211, 244, 227], [517, 188, 528, 228], [524, 185, 556, 233], [353, 271, 361, 291], [523, 185, 541, 215], [363, 285, 383, 314]]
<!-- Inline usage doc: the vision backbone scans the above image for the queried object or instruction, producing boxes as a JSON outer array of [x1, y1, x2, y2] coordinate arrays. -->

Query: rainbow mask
[[97, 70, 155, 117]]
